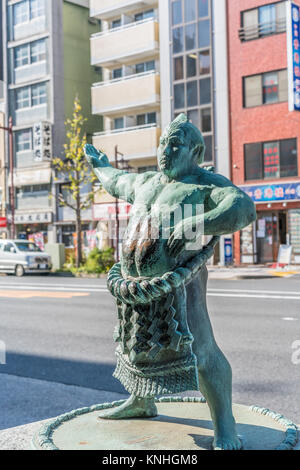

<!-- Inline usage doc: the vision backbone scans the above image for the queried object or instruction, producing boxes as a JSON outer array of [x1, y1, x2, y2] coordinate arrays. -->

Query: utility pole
[[0, 117, 15, 239]]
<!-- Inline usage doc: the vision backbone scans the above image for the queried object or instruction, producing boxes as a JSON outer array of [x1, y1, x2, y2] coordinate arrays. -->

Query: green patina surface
[[84, 114, 257, 450]]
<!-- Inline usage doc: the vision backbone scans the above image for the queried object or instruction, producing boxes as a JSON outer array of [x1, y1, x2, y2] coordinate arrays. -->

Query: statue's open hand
[[167, 219, 202, 259], [84, 144, 109, 168]]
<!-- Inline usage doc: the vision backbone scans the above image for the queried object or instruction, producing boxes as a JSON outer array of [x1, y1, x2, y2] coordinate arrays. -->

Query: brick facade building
[[227, 0, 300, 264]]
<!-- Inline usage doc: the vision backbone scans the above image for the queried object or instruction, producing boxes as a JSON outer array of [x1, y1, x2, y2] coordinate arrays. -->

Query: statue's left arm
[[168, 182, 256, 258]]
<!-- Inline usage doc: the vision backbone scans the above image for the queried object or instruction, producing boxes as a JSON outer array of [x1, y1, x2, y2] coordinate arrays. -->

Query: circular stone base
[[32, 398, 298, 450]]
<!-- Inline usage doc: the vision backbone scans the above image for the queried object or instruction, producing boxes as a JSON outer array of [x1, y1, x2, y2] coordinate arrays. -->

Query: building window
[[16, 86, 30, 109], [136, 112, 156, 126], [111, 19, 121, 29], [15, 82, 47, 109], [112, 68, 122, 79], [171, 0, 213, 163], [135, 60, 155, 74], [31, 83, 47, 106], [244, 69, 288, 107], [14, 1, 28, 25], [134, 9, 154, 22], [13, 0, 45, 25], [31, 39, 46, 63], [30, 0, 45, 19], [114, 117, 124, 130], [15, 44, 29, 68], [244, 139, 298, 181], [138, 165, 158, 173], [240, 2, 286, 41], [198, 0, 209, 18], [172, 0, 183, 25], [14, 39, 46, 69], [16, 129, 32, 152]]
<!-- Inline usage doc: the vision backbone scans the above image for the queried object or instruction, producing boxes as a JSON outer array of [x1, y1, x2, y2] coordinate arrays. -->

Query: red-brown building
[[227, 0, 300, 264]]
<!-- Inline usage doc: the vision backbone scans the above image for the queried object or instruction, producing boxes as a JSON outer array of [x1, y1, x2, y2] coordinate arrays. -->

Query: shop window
[[280, 139, 298, 178], [244, 69, 288, 107], [244, 143, 263, 180], [263, 142, 280, 179], [240, 2, 286, 41], [244, 139, 298, 181]]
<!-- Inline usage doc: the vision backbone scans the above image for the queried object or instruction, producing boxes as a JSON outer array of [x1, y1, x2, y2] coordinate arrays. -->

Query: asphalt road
[[0, 273, 299, 423]]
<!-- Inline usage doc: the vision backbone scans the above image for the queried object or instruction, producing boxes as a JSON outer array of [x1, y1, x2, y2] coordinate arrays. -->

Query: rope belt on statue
[[107, 236, 220, 306]]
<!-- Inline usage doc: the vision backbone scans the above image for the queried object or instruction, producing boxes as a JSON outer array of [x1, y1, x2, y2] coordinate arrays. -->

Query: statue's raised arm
[[84, 144, 138, 204]]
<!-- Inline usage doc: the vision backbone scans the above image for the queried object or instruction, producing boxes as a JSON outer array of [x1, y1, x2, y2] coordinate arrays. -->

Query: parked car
[[0, 240, 52, 277]]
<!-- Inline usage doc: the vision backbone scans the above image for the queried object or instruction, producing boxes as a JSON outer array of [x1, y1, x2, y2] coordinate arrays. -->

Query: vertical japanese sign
[[33, 122, 52, 161], [287, 1, 300, 111]]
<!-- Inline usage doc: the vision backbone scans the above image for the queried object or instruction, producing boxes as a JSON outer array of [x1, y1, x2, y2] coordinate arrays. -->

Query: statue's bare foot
[[212, 416, 242, 450], [213, 434, 243, 450], [98, 395, 158, 420]]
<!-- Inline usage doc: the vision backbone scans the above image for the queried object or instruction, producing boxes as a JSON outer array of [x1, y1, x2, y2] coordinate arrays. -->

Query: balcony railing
[[90, 18, 159, 67], [93, 123, 161, 161], [90, 0, 158, 20], [239, 18, 286, 41], [92, 71, 160, 116]]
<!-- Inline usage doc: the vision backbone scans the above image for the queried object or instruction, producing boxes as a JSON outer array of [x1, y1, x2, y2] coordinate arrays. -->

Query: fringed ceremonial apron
[[107, 237, 219, 398]]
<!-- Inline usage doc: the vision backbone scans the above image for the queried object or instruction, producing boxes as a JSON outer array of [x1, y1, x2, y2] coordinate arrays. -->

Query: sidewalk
[[207, 265, 300, 280], [0, 373, 127, 450]]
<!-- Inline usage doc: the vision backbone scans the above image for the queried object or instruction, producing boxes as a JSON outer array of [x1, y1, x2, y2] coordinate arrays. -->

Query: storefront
[[15, 211, 54, 248], [239, 182, 300, 264]]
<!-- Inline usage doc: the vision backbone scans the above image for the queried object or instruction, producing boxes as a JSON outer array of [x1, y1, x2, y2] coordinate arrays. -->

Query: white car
[[0, 240, 52, 277]]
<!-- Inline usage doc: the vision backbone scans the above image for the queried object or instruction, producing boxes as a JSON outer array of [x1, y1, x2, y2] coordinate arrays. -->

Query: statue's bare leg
[[186, 268, 242, 450], [98, 395, 157, 420]]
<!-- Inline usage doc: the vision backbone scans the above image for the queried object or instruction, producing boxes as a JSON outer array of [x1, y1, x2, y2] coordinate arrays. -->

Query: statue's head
[[157, 114, 205, 178]]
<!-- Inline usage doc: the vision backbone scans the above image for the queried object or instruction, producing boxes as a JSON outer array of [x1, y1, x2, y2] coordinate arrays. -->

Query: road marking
[[207, 293, 300, 301], [0, 284, 106, 293], [282, 317, 298, 321], [0, 290, 90, 299], [208, 288, 300, 296]]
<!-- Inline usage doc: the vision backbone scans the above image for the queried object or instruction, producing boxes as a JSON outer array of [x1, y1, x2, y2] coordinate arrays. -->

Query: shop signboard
[[287, 1, 300, 111], [33, 122, 52, 162], [14, 212, 53, 224], [224, 238, 233, 265], [0, 217, 7, 228], [240, 182, 300, 203], [277, 245, 293, 265]]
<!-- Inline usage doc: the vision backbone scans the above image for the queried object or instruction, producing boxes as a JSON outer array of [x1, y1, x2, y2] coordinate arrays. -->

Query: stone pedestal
[[32, 398, 298, 450]]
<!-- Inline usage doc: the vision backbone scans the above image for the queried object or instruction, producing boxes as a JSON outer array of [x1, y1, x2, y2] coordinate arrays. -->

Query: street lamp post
[[0, 117, 15, 239]]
